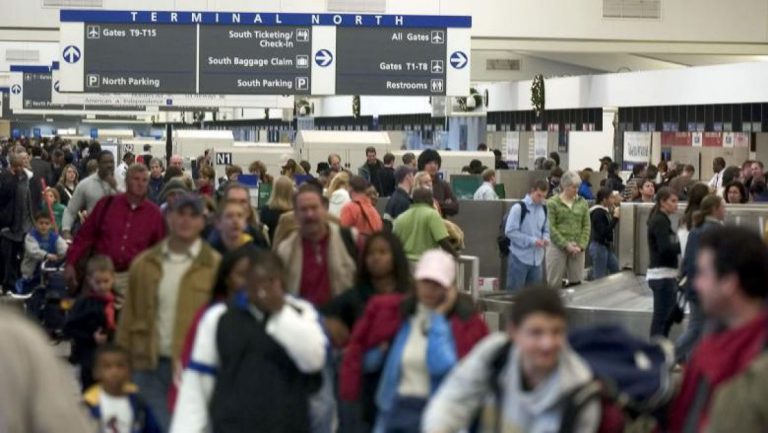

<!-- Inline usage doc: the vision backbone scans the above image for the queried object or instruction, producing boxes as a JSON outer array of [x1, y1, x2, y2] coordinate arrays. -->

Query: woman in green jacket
[[546, 170, 591, 288]]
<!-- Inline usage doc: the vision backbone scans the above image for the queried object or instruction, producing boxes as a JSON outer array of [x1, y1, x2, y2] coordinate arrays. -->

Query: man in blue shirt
[[505, 180, 550, 291]]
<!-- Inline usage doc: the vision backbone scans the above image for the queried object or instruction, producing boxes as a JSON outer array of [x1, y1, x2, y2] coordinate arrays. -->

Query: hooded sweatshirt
[[329, 188, 351, 218]]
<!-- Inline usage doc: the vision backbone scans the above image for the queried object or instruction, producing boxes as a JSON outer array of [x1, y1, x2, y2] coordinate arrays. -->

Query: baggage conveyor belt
[[479, 271, 687, 340]]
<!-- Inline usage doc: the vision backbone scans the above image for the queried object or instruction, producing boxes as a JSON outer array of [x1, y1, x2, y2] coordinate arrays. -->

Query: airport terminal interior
[[4, 1, 768, 432]]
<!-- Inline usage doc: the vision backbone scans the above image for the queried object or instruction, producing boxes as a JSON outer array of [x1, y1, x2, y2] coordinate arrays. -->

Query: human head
[[631, 163, 646, 178], [549, 152, 561, 167], [481, 168, 496, 185], [599, 156, 612, 171], [222, 182, 253, 221], [97, 151, 115, 180], [58, 163, 79, 186], [395, 166, 415, 190], [607, 162, 620, 176], [358, 232, 412, 295], [125, 164, 149, 199], [559, 171, 580, 199], [299, 160, 312, 175], [652, 187, 678, 216], [508, 286, 568, 376], [413, 171, 433, 190], [86, 255, 115, 296], [596, 187, 613, 206], [294, 183, 328, 240], [328, 153, 342, 172], [34, 212, 52, 235], [477, 143, 488, 151], [86, 159, 99, 175], [722, 166, 742, 187], [122, 152, 135, 165], [160, 178, 191, 205], [724, 181, 748, 204], [167, 193, 205, 243], [225, 164, 243, 182], [210, 246, 259, 302], [417, 149, 442, 176], [530, 180, 549, 205], [646, 164, 659, 181], [143, 144, 151, 152], [149, 158, 164, 179], [216, 199, 247, 243], [402, 152, 417, 168], [683, 164, 695, 178], [492, 149, 503, 162], [640, 178, 656, 201], [713, 157, 726, 173], [579, 169, 592, 183], [267, 175, 295, 211], [365, 146, 377, 165], [412, 187, 434, 206], [695, 227, 768, 324], [383, 152, 395, 167], [751, 161, 764, 179], [282, 159, 301, 177], [326, 171, 350, 196], [199, 165, 216, 184], [414, 249, 455, 309], [248, 160, 268, 179], [693, 194, 725, 227], [549, 167, 563, 186], [469, 159, 484, 175], [94, 344, 132, 396], [349, 175, 369, 195], [44, 187, 60, 204], [657, 161, 668, 173], [244, 250, 288, 307], [169, 154, 184, 170]]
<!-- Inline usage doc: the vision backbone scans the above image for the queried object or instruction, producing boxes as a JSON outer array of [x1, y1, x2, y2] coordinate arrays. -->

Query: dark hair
[[383, 153, 395, 165], [549, 152, 561, 167], [750, 178, 767, 197], [724, 181, 748, 204], [680, 183, 710, 229], [349, 175, 369, 193], [478, 143, 489, 151], [722, 166, 742, 187], [549, 167, 564, 178], [699, 226, 768, 299], [34, 211, 51, 222], [293, 182, 324, 206], [631, 163, 646, 176], [692, 194, 723, 228], [402, 152, 416, 165], [328, 153, 341, 164], [31, 146, 42, 157], [250, 250, 287, 287], [95, 344, 131, 367], [713, 157, 726, 170], [646, 164, 659, 180], [509, 286, 567, 327], [210, 246, 260, 302], [299, 160, 312, 174], [365, 146, 376, 155], [532, 179, 549, 192], [649, 187, 676, 221], [97, 150, 113, 162], [412, 187, 434, 205], [163, 166, 183, 183], [357, 232, 412, 296], [596, 187, 613, 204], [417, 148, 441, 171], [607, 162, 620, 175], [684, 164, 695, 174]]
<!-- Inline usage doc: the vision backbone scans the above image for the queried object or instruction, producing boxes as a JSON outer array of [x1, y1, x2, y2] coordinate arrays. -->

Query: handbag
[[70, 195, 115, 294]]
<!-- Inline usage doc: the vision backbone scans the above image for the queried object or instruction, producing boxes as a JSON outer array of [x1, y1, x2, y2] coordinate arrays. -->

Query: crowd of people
[[2, 136, 768, 433]]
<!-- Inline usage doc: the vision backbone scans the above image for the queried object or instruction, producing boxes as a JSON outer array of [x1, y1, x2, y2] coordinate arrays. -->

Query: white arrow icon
[[449, 51, 468, 69], [63, 45, 81, 64], [315, 49, 333, 67]]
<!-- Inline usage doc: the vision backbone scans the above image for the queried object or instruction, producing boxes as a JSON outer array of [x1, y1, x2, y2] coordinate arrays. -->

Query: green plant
[[457, 88, 483, 112], [531, 74, 545, 117]]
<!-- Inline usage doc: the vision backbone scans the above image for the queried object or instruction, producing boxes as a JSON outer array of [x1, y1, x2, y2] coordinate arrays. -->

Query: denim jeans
[[133, 357, 173, 432], [649, 278, 678, 338], [506, 254, 542, 292], [310, 357, 337, 433], [588, 243, 619, 280], [675, 299, 706, 362]]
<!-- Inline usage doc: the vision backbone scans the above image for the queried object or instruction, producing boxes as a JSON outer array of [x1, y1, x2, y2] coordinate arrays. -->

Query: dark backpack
[[497, 202, 548, 256], [487, 325, 675, 433]]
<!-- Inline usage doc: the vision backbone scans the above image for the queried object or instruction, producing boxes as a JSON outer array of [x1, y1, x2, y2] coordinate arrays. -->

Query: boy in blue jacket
[[83, 345, 161, 433]]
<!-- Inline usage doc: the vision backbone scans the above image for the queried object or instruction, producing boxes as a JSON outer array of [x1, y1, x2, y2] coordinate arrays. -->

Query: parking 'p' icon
[[86, 74, 100, 88]]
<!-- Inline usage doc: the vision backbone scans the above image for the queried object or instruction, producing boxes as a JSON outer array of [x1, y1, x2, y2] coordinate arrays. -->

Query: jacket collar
[[83, 383, 139, 406], [589, 205, 610, 213], [146, 237, 217, 268]]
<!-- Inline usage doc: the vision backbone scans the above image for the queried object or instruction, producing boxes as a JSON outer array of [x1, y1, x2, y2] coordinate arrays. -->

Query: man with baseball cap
[[117, 193, 221, 431]]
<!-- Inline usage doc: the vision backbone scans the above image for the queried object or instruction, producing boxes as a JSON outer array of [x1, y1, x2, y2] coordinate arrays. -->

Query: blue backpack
[[488, 325, 675, 433]]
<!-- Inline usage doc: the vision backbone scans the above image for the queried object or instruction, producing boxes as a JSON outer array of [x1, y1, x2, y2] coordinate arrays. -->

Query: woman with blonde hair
[[327, 171, 351, 217], [248, 160, 274, 184], [260, 176, 295, 243], [56, 163, 79, 206]]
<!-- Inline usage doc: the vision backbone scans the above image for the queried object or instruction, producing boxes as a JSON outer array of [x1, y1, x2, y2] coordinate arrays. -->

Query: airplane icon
[[87, 25, 100, 39]]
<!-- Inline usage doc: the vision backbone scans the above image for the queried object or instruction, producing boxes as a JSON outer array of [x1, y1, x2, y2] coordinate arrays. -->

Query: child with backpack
[[63, 255, 118, 390], [17, 211, 68, 295], [83, 344, 162, 433]]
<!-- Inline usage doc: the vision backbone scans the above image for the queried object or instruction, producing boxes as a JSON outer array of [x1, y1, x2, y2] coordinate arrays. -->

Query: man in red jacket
[[65, 164, 166, 299], [666, 226, 768, 432]]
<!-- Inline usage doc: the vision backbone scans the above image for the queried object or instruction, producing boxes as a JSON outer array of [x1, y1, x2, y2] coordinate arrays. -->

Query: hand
[[324, 317, 350, 348], [78, 210, 88, 223], [436, 286, 458, 315], [613, 208, 621, 219], [64, 263, 79, 291], [61, 230, 73, 241], [93, 328, 108, 345], [252, 279, 285, 314]]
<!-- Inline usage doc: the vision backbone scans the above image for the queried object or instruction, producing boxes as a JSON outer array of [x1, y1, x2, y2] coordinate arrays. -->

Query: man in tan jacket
[[275, 183, 357, 308], [116, 193, 221, 431]]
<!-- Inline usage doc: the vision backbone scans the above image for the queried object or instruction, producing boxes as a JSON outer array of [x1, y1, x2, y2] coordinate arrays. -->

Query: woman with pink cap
[[340, 249, 487, 433]]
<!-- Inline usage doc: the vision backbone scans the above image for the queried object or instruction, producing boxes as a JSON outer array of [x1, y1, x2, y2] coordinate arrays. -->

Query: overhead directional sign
[[11, 84, 21, 95], [58, 10, 471, 96]]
